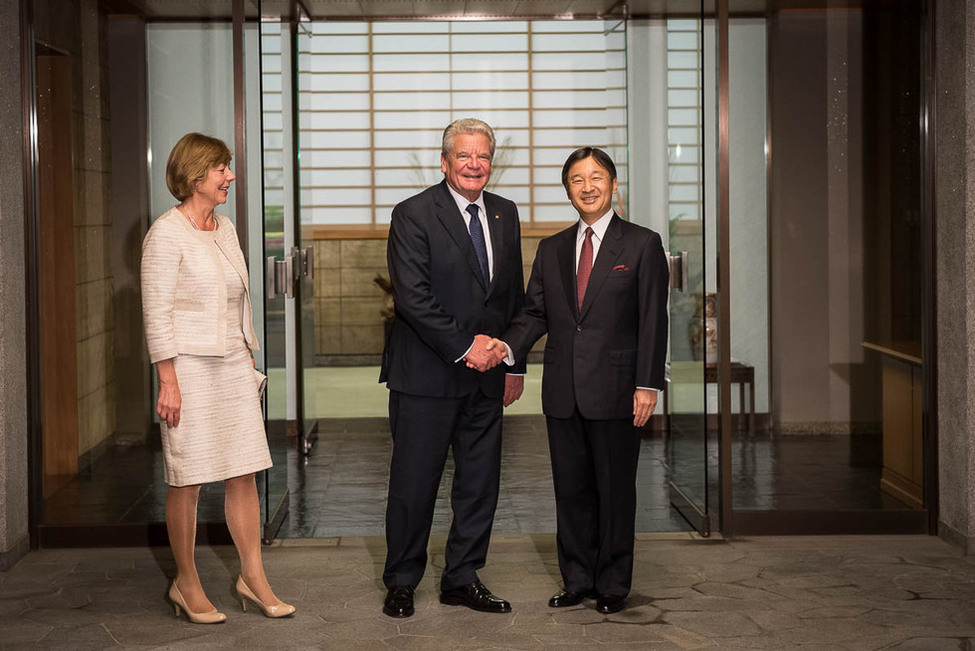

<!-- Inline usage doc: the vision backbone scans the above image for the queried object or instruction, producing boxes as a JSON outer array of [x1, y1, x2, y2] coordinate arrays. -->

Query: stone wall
[[312, 238, 388, 363], [311, 234, 544, 363], [935, 0, 975, 553], [75, 1, 115, 459], [0, 0, 29, 570]]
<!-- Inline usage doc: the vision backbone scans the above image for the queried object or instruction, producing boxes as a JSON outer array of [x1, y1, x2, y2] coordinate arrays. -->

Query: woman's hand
[[155, 358, 182, 428]]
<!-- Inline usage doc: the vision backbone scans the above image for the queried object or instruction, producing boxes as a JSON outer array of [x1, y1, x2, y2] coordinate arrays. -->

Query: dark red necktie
[[576, 227, 594, 309]]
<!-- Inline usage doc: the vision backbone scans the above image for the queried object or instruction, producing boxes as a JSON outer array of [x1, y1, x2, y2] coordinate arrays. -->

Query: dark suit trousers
[[546, 410, 642, 598], [383, 389, 503, 591]]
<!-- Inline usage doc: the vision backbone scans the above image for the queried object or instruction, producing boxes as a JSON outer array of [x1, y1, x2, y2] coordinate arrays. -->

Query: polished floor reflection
[[41, 419, 915, 534], [41, 433, 285, 525], [732, 431, 911, 511], [279, 415, 692, 538]]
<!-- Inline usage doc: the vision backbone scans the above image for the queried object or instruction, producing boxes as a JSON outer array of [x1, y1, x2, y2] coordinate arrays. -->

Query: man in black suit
[[495, 147, 669, 614], [379, 118, 526, 618]]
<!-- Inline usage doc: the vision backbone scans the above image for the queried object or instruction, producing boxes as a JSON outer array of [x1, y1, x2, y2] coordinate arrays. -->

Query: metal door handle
[[266, 247, 314, 299], [667, 251, 689, 292], [266, 257, 276, 299], [300, 246, 314, 279], [266, 255, 295, 299]]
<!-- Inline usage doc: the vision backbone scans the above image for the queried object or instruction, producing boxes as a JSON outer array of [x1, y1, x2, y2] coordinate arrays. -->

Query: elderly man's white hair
[[441, 118, 496, 158]]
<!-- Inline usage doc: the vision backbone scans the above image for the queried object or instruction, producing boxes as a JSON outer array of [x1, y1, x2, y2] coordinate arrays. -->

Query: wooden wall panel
[[37, 53, 79, 497]]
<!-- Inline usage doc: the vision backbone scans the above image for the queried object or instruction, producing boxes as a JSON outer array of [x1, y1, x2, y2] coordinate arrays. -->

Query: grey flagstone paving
[[2, 534, 975, 649]]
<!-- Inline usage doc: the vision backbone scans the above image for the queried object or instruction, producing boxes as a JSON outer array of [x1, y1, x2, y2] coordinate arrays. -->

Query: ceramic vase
[[688, 292, 718, 364]]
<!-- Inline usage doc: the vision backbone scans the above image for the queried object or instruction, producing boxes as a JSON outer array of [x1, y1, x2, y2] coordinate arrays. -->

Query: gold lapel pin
[[494, 214, 500, 219]]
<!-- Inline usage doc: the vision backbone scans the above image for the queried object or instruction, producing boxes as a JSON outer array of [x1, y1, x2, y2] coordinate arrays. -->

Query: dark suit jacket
[[380, 180, 527, 399], [504, 214, 669, 420]]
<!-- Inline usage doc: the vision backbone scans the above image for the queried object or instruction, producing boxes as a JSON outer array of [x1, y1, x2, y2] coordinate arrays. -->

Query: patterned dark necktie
[[466, 203, 490, 284], [577, 226, 594, 309]]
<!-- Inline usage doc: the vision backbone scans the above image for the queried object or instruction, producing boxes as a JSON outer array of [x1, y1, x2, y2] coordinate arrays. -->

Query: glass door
[[258, 3, 318, 458], [247, 2, 291, 540], [727, 0, 929, 535], [294, 18, 319, 455], [665, 11, 713, 536]]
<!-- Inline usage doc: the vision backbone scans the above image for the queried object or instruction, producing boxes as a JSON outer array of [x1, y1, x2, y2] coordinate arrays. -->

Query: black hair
[[560, 147, 617, 188]]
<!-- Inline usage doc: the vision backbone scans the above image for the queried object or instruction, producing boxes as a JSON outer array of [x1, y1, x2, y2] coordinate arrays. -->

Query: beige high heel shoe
[[168, 581, 227, 624], [236, 575, 296, 618]]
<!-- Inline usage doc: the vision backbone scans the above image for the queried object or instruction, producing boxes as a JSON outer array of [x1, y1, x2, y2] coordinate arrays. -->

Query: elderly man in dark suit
[[494, 147, 669, 614], [379, 118, 526, 618]]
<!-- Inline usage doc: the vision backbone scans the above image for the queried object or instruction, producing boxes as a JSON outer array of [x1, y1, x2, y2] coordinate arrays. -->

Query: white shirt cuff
[[455, 340, 475, 364], [501, 340, 515, 366]]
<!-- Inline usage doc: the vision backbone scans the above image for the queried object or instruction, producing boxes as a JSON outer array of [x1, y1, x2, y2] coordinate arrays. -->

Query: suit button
[[576, 325, 583, 333]]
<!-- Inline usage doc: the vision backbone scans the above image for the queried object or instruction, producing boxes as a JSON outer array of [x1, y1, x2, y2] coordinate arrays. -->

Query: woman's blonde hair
[[165, 133, 232, 201]]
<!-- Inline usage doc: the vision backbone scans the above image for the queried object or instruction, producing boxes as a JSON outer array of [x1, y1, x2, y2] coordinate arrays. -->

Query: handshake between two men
[[464, 334, 523, 407], [464, 334, 508, 372]]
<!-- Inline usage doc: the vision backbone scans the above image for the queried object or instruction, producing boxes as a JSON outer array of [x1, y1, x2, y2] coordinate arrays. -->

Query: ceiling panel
[[357, 0, 415, 16], [127, 0, 261, 19], [122, 0, 919, 22], [300, 0, 756, 19], [462, 1, 524, 18], [303, 0, 618, 19], [511, 0, 577, 17], [625, 0, 705, 16]]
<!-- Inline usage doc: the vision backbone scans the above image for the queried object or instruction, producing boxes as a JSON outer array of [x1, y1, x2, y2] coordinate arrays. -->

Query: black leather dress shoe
[[596, 594, 626, 614], [548, 589, 593, 608], [440, 580, 511, 613], [383, 585, 415, 618]]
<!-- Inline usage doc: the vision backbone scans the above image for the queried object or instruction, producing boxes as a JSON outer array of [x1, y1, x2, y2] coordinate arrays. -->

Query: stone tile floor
[[284, 416, 692, 538], [41, 414, 908, 537], [2, 533, 975, 649]]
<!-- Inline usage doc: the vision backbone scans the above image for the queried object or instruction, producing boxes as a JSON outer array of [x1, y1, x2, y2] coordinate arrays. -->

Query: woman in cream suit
[[142, 133, 294, 623]]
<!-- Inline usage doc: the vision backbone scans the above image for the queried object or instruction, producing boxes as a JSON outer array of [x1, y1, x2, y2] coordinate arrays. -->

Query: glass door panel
[[665, 12, 712, 536], [260, 6, 316, 463], [251, 3, 290, 539], [729, 1, 927, 534], [294, 19, 318, 455]]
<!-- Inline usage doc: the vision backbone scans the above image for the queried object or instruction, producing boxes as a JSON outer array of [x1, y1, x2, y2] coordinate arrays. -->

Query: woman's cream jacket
[[141, 207, 259, 364]]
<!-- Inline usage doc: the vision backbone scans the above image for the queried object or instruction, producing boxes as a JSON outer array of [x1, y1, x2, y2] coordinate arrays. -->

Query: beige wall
[[768, 11, 880, 433]]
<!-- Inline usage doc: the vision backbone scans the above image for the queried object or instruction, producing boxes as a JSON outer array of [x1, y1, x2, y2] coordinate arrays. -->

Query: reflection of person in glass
[[495, 147, 669, 614], [141, 133, 294, 623]]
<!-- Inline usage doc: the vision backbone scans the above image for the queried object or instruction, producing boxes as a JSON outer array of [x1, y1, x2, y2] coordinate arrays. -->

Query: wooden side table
[[704, 362, 755, 437], [662, 361, 756, 436], [861, 341, 923, 509]]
